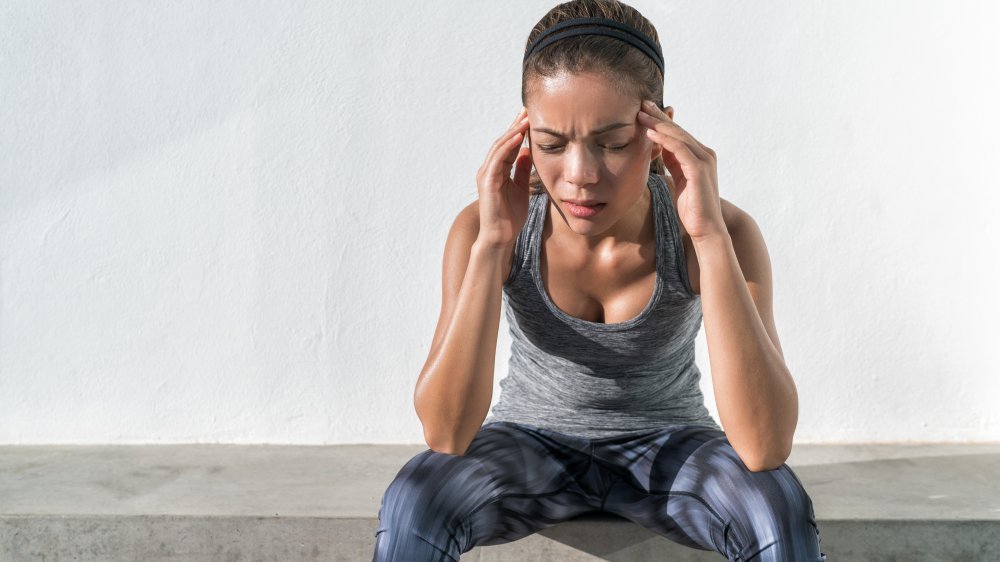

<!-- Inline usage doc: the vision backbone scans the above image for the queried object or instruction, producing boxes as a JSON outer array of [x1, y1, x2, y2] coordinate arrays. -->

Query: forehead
[[526, 72, 637, 136]]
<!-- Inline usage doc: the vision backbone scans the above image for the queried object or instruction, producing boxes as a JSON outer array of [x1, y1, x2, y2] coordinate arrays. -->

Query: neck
[[548, 183, 653, 254]]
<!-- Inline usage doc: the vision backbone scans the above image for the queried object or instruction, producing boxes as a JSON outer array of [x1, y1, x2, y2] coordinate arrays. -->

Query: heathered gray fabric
[[482, 172, 722, 438]]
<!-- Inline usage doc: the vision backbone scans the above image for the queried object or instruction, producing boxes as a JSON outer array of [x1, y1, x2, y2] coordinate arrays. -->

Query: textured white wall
[[2, 1, 997, 445]]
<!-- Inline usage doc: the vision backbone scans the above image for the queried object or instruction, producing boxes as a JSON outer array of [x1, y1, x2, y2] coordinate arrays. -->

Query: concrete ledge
[[2, 443, 999, 561]]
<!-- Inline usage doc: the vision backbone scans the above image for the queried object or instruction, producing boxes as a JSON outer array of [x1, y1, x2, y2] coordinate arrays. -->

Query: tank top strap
[[503, 191, 546, 287]]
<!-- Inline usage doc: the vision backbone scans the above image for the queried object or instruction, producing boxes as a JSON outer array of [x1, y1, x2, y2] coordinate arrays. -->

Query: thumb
[[512, 146, 532, 190], [661, 149, 684, 183]]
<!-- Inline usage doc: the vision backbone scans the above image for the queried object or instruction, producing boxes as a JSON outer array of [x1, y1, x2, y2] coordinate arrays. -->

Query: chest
[[537, 233, 700, 325]]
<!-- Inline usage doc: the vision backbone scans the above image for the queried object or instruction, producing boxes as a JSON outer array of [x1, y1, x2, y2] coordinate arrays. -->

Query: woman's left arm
[[638, 100, 797, 473], [692, 213, 798, 473]]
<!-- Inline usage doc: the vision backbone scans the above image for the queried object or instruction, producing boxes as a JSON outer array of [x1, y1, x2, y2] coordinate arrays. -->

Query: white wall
[[2, 1, 997, 445]]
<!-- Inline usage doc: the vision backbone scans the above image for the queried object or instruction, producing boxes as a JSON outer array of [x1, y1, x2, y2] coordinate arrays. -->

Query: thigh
[[374, 421, 599, 560], [464, 422, 602, 545], [597, 425, 826, 562]]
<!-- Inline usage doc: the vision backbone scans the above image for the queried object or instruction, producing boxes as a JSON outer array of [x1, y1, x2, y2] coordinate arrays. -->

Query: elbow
[[745, 457, 786, 473], [415, 399, 482, 457], [414, 391, 483, 457], [732, 430, 793, 473], [743, 443, 793, 473], [422, 425, 471, 456], [746, 392, 797, 472], [424, 432, 469, 456], [429, 446, 468, 457], [415, 395, 459, 454], [417, 412, 466, 456]]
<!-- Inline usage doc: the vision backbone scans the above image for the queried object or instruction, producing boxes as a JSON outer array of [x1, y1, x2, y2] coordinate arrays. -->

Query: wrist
[[472, 237, 513, 255], [691, 227, 732, 250]]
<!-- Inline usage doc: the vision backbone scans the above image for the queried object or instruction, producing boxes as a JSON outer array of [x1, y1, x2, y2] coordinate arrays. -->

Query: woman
[[374, 1, 827, 560]]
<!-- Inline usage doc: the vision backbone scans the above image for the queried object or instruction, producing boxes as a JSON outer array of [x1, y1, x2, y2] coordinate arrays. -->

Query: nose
[[564, 143, 599, 187]]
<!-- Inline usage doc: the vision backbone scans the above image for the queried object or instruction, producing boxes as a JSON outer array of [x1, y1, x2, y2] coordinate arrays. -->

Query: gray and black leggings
[[373, 421, 827, 561]]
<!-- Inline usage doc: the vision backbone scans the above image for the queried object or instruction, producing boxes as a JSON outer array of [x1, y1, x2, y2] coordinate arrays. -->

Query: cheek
[[532, 160, 559, 182]]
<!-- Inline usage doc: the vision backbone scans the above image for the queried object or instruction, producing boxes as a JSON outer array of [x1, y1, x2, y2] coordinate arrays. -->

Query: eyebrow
[[531, 122, 633, 138]]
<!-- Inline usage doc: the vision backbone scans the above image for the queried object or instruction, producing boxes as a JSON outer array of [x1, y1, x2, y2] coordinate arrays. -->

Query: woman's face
[[525, 71, 661, 235]]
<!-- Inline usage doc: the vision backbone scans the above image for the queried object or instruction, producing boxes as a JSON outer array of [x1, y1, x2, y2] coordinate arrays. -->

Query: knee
[[374, 449, 491, 560], [374, 450, 455, 550], [377, 449, 461, 525], [377, 447, 501, 526], [759, 464, 817, 522], [730, 465, 824, 560], [724, 462, 817, 526], [709, 442, 817, 524], [685, 440, 824, 560]]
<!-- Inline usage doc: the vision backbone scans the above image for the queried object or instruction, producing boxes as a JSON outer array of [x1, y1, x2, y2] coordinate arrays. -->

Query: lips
[[565, 200, 606, 218], [563, 199, 603, 206]]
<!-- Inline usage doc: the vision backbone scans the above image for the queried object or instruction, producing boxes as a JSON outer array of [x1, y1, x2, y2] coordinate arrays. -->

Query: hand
[[475, 106, 533, 249], [637, 100, 725, 241]]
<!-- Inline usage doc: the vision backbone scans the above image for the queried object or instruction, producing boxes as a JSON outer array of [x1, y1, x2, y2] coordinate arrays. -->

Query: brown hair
[[521, 0, 666, 196]]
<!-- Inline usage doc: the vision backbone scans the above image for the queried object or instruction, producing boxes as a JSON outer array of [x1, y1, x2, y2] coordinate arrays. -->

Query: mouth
[[564, 200, 607, 218]]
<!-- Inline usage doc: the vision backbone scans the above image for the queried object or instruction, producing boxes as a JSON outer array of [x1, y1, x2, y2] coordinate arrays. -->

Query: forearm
[[692, 231, 798, 471], [414, 240, 507, 455]]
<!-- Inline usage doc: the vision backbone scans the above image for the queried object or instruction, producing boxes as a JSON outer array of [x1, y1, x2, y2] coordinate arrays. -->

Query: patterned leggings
[[373, 421, 827, 561]]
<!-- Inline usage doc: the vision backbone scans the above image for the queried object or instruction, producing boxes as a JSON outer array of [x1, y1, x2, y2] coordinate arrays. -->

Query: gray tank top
[[482, 172, 722, 438]]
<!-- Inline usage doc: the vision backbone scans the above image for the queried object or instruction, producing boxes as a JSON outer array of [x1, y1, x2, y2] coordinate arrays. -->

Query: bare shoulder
[[720, 197, 750, 234], [719, 197, 769, 263], [454, 199, 480, 236]]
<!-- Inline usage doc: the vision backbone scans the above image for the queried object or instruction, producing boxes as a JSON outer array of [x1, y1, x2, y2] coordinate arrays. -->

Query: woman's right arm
[[413, 204, 514, 455], [414, 106, 533, 456]]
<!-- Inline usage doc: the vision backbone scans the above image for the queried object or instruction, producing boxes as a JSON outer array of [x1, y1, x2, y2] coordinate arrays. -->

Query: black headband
[[522, 16, 664, 76]]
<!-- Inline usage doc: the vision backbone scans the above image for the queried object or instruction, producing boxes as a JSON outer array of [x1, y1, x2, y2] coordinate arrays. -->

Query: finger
[[484, 125, 528, 181], [654, 136, 684, 183], [501, 126, 528, 164], [659, 148, 685, 187], [512, 145, 533, 189], [648, 105, 714, 160], [511, 106, 526, 126], [483, 116, 529, 173], [505, 114, 530, 142], [638, 111, 711, 162], [646, 127, 702, 171], [638, 102, 713, 160]]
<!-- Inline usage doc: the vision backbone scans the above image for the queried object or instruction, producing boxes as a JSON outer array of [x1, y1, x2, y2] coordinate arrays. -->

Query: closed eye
[[536, 143, 630, 152]]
